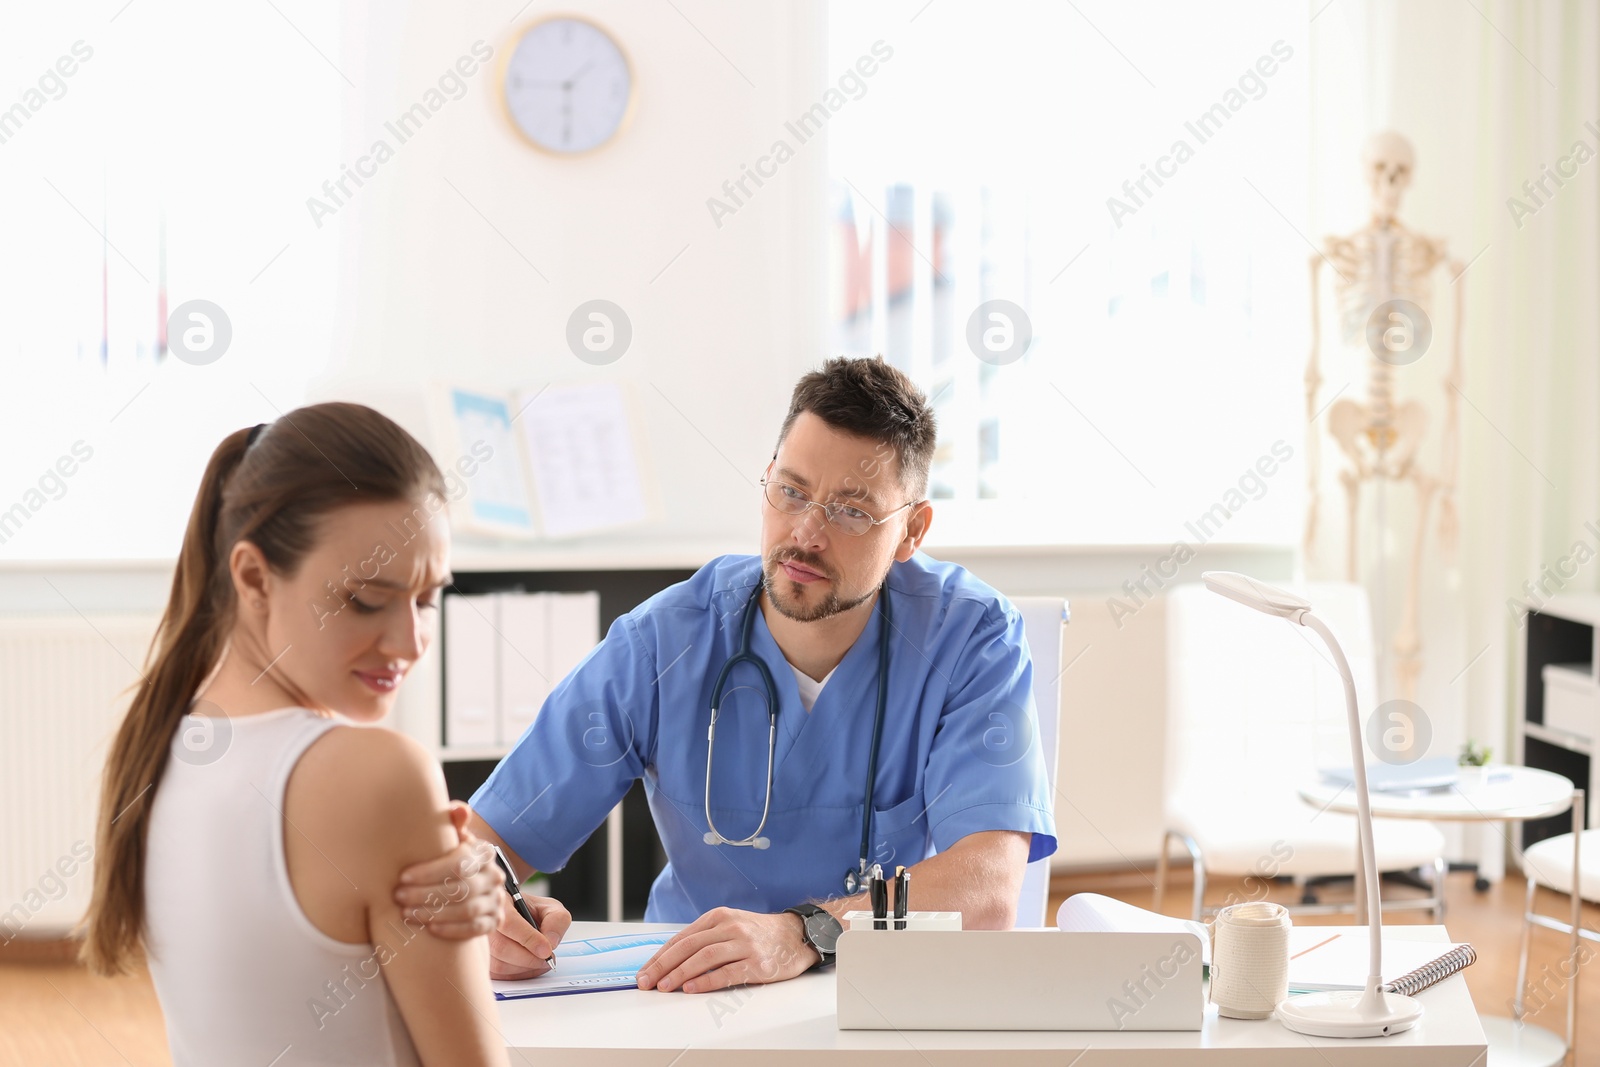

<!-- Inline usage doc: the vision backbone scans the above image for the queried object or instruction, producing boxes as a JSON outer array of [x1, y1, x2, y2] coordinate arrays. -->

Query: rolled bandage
[[1209, 901, 1291, 1020]]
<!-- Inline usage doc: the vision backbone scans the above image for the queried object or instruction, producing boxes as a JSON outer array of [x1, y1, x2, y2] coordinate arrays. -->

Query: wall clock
[[501, 16, 635, 155]]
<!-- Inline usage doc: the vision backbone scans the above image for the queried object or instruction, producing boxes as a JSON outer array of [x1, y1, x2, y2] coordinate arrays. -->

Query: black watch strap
[[783, 903, 841, 970]]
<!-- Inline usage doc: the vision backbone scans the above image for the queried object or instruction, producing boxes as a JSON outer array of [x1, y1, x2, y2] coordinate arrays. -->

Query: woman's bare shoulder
[[287, 724, 451, 867]]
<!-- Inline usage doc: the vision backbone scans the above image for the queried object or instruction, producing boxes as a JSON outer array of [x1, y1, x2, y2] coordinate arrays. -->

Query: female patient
[[82, 404, 509, 1066]]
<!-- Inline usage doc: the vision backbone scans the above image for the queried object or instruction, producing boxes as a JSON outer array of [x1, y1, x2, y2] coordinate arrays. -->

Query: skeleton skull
[[1361, 130, 1415, 223]]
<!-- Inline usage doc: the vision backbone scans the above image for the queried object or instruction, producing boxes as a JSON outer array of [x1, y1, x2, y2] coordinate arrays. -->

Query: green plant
[[1459, 739, 1493, 767]]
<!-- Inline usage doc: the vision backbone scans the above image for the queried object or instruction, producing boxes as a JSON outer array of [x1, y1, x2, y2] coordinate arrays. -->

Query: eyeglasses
[[760, 473, 917, 537]]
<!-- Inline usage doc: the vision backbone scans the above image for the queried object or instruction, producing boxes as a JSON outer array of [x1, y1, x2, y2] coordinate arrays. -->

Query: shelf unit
[[393, 553, 706, 923], [1517, 594, 1600, 852], [436, 745, 512, 762]]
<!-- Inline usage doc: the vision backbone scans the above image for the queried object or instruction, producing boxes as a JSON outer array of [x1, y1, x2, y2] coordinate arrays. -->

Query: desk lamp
[[1202, 571, 1423, 1038]]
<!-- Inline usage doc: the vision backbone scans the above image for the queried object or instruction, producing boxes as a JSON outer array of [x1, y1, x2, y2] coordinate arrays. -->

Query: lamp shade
[[1201, 571, 1312, 622]]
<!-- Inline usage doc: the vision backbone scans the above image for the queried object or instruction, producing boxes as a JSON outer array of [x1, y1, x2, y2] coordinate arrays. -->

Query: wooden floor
[[2, 867, 1595, 1065]]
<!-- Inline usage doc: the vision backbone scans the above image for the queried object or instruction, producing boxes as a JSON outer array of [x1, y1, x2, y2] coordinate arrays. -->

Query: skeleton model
[[1304, 131, 1464, 702]]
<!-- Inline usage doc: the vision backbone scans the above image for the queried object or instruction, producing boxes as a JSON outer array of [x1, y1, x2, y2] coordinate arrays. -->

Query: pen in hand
[[491, 844, 555, 969]]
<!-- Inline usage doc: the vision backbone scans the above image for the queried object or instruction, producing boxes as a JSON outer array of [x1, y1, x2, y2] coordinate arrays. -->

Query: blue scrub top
[[471, 552, 1058, 922]]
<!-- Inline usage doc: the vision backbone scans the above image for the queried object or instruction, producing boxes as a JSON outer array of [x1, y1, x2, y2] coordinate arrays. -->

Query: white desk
[[498, 921, 1486, 1065]]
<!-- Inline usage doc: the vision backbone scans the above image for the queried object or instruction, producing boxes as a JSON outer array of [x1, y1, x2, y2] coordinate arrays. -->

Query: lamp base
[[1275, 990, 1424, 1038]]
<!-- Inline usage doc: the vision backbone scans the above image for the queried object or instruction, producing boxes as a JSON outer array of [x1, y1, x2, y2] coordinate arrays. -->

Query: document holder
[[836, 928, 1205, 1031]]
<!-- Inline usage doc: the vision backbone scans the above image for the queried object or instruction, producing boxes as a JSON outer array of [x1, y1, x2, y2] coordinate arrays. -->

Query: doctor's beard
[[762, 550, 877, 623]]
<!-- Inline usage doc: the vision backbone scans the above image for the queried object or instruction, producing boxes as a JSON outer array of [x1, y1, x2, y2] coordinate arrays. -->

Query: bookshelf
[[1517, 594, 1600, 851]]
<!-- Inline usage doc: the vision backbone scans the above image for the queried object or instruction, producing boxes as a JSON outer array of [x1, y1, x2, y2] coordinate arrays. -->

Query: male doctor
[[398, 356, 1056, 992]]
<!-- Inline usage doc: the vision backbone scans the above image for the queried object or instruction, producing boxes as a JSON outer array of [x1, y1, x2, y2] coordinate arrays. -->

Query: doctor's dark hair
[[777, 356, 937, 498], [82, 403, 447, 975]]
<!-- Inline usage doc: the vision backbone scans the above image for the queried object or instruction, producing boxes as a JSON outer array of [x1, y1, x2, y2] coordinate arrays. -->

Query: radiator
[[0, 614, 159, 940]]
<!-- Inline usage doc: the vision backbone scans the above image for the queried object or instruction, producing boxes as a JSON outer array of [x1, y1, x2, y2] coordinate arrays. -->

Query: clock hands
[[518, 58, 597, 92], [558, 61, 596, 146]]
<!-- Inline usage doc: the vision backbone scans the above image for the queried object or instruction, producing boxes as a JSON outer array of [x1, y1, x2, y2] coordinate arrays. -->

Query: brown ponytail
[[81, 403, 447, 974]]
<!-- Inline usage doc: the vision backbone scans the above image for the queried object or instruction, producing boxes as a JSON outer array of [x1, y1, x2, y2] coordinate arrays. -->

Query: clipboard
[[491, 931, 673, 1000]]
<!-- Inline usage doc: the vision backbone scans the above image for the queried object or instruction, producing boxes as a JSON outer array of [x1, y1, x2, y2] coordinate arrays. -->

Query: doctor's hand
[[393, 801, 505, 940], [488, 892, 571, 979], [635, 907, 817, 993]]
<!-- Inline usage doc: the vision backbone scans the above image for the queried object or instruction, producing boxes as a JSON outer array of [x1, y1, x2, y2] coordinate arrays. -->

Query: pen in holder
[[844, 910, 961, 931], [869, 865, 889, 930]]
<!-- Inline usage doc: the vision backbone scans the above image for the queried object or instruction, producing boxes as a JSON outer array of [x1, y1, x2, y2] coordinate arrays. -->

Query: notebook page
[[1056, 893, 1212, 966]]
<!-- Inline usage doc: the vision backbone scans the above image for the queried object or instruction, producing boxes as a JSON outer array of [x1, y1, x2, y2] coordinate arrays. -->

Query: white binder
[[443, 594, 499, 748], [547, 591, 602, 681], [498, 592, 551, 747], [836, 929, 1205, 1031]]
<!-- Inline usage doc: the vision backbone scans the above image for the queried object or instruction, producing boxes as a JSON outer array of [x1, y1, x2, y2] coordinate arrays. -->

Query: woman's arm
[[287, 726, 508, 1067], [394, 801, 507, 940]]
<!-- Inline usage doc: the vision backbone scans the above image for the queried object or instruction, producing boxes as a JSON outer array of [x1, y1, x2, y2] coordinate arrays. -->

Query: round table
[[1298, 765, 1580, 1067]]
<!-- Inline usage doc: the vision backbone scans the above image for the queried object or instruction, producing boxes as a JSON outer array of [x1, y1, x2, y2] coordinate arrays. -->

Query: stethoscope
[[702, 579, 892, 897]]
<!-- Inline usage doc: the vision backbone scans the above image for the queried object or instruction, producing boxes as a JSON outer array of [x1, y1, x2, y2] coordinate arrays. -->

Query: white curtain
[[1308, 0, 1600, 875]]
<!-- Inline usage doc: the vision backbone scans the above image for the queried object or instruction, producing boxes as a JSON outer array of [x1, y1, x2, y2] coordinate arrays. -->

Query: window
[[0, 3, 341, 559], [826, 1, 1309, 546]]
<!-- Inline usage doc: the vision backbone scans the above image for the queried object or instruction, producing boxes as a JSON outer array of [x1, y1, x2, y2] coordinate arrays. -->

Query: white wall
[[310, 0, 829, 552]]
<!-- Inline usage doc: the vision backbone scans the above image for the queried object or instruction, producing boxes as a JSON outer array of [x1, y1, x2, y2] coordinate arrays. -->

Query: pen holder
[[843, 909, 962, 931], [836, 928, 1205, 1030]]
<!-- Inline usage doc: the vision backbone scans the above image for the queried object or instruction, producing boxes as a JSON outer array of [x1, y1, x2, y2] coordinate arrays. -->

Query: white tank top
[[144, 707, 421, 1067]]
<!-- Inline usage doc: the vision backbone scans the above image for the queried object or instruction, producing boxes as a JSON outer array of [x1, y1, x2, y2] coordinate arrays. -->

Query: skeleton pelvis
[[1327, 397, 1428, 478]]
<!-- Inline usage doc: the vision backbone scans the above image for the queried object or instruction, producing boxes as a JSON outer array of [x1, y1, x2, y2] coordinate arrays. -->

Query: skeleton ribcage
[[1325, 226, 1446, 423]]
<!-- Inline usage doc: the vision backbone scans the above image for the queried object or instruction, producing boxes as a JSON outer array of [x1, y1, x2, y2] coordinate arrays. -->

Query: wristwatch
[[783, 903, 842, 970]]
